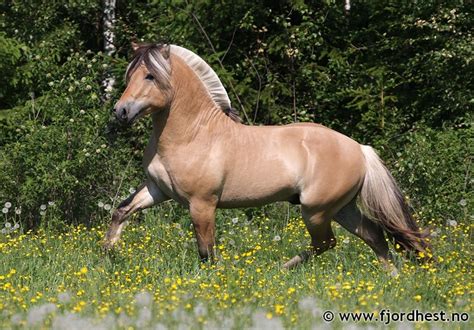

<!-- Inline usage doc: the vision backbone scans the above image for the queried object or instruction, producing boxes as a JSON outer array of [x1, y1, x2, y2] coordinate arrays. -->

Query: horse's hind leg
[[104, 180, 169, 250], [283, 208, 336, 269], [334, 199, 397, 274]]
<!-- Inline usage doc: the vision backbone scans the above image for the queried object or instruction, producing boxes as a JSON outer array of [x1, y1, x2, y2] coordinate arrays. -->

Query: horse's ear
[[131, 42, 140, 52], [161, 44, 171, 59]]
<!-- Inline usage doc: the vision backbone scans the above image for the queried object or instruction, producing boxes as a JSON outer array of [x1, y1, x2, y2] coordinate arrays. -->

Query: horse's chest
[[145, 155, 176, 197], [145, 148, 224, 203]]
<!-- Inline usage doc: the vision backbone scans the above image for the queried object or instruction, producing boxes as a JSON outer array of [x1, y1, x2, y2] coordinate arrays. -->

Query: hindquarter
[[297, 125, 366, 213]]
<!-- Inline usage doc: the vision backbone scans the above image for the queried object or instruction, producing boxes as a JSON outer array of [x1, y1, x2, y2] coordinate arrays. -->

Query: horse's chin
[[126, 107, 154, 125], [126, 114, 140, 125]]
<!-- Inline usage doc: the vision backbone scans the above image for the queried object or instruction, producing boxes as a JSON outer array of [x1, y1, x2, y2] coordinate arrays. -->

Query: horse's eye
[[145, 74, 154, 81]]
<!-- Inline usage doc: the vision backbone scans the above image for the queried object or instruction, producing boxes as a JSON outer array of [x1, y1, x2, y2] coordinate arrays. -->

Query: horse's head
[[113, 43, 172, 124]]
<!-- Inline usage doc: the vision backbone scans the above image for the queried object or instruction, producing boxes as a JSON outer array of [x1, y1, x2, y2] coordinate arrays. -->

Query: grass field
[[0, 203, 472, 329]]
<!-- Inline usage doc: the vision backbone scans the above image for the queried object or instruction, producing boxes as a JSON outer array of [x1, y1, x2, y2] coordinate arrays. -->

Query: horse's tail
[[359, 145, 430, 259]]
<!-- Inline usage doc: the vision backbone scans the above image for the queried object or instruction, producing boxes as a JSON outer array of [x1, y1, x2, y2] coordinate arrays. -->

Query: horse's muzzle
[[112, 107, 128, 122]]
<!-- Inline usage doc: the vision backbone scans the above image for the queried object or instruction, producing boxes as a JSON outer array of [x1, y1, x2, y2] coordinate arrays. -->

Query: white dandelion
[[57, 291, 71, 303], [10, 314, 22, 325], [27, 303, 57, 326], [134, 291, 152, 307], [251, 310, 284, 330], [136, 308, 152, 328], [194, 303, 207, 317], [448, 220, 458, 227]]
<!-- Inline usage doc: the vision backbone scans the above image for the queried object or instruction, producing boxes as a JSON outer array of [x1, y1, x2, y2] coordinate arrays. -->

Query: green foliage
[[391, 126, 472, 223], [0, 51, 143, 228], [0, 33, 24, 108], [111, 0, 472, 140]]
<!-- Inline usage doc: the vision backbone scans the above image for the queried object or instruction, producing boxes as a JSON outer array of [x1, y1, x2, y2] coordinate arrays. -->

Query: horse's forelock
[[125, 43, 171, 89], [143, 47, 171, 89]]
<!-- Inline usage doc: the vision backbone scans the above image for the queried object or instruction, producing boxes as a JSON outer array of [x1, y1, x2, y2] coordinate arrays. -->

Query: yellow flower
[[73, 301, 86, 312], [414, 295, 422, 302], [275, 304, 285, 315], [80, 267, 88, 275]]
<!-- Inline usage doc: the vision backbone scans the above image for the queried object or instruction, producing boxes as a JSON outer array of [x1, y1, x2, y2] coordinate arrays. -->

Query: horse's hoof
[[282, 255, 304, 270], [102, 241, 115, 252], [381, 262, 399, 278]]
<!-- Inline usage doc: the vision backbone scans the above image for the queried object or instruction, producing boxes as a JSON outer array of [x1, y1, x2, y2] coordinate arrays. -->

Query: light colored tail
[[359, 145, 430, 258]]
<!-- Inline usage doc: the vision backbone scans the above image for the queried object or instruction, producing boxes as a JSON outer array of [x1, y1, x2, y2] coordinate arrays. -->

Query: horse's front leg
[[104, 180, 169, 250], [189, 200, 217, 262]]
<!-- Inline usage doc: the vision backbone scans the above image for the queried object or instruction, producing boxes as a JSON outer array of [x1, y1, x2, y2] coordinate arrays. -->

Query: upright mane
[[125, 43, 241, 122]]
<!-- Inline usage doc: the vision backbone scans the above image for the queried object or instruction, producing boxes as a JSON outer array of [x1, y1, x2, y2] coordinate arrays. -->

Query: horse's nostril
[[112, 108, 116, 113], [120, 108, 127, 119]]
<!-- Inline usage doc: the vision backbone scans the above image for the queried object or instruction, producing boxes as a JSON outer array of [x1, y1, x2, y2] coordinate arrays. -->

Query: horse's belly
[[218, 163, 300, 208], [217, 190, 295, 208]]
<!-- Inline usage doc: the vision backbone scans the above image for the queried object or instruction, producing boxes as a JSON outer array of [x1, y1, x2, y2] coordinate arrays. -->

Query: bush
[[390, 125, 472, 225], [0, 51, 144, 228]]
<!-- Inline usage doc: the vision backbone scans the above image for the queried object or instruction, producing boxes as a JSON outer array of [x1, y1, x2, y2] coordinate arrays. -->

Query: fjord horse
[[104, 43, 429, 271]]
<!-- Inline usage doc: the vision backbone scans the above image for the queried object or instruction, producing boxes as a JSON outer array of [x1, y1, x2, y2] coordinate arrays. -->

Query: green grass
[[0, 203, 472, 329]]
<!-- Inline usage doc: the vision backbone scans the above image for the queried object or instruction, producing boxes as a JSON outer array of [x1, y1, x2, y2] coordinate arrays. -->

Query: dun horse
[[104, 43, 429, 271]]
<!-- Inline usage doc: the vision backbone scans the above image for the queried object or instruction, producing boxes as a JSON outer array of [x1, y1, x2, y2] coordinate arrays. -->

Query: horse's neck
[[152, 59, 236, 151]]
